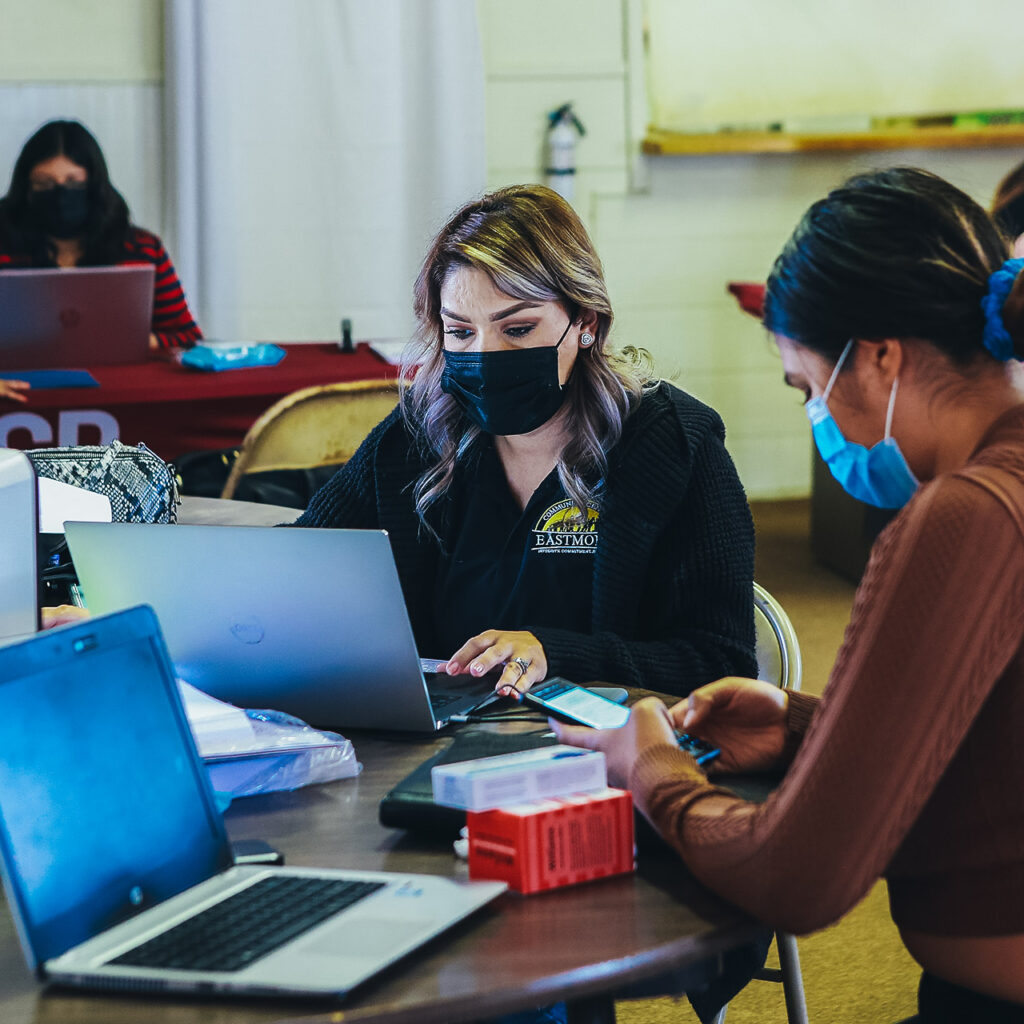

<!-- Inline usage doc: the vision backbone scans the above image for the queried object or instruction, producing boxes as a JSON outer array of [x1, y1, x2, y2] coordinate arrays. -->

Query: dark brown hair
[[993, 159, 1024, 242], [401, 184, 651, 522], [0, 120, 131, 266], [765, 167, 1024, 363]]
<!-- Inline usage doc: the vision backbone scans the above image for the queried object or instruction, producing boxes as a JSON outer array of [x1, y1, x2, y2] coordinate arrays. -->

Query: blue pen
[[695, 748, 721, 766]]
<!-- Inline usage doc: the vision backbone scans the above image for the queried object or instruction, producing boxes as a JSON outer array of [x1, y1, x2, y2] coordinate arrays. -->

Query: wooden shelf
[[642, 124, 1024, 156]]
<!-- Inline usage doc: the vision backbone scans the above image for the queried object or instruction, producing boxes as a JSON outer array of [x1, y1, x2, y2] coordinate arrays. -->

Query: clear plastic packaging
[[204, 709, 361, 798], [179, 681, 361, 799]]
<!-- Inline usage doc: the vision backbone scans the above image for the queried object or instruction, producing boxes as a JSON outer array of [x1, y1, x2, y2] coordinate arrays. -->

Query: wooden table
[[177, 494, 301, 526], [2, 499, 761, 1022], [0, 723, 760, 1024]]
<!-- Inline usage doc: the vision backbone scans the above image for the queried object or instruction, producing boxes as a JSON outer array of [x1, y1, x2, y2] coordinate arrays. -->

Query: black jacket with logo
[[295, 381, 757, 697]]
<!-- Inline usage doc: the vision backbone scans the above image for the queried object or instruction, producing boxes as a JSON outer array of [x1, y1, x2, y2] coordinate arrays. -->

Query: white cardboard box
[[431, 745, 607, 811]]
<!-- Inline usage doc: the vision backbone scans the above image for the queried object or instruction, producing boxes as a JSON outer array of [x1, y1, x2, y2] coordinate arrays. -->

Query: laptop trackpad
[[300, 919, 434, 958]]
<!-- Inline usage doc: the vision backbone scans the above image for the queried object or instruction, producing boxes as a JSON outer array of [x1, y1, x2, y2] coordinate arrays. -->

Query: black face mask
[[441, 319, 574, 436], [28, 186, 90, 239]]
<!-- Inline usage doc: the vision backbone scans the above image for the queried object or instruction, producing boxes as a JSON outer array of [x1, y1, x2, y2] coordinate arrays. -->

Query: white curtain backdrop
[[164, 0, 485, 343]]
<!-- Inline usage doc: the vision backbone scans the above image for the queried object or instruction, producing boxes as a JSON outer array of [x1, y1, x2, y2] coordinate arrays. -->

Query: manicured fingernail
[[471, 662, 483, 675], [446, 661, 459, 674]]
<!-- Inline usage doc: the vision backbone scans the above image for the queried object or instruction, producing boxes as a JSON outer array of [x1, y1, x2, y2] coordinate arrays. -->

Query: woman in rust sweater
[[556, 168, 1024, 1022]]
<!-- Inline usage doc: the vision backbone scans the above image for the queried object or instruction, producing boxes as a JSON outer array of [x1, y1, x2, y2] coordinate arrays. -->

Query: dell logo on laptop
[[229, 616, 265, 645]]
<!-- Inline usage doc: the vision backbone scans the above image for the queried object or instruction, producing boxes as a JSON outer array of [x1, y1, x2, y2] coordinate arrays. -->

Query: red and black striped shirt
[[0, 226, 202, 350]]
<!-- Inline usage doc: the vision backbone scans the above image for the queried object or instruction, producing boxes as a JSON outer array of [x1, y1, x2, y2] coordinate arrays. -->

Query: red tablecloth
[[0, 343, 397, 461]]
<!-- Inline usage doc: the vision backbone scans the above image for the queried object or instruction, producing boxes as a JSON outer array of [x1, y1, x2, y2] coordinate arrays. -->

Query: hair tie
[[981, 257, 1024, 360]]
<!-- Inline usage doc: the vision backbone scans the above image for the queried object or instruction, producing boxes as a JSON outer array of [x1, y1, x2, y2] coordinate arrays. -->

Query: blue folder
[[0, 370, 100, 389]]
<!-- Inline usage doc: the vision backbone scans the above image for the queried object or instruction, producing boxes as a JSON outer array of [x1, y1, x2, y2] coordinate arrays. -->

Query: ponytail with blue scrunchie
[[981, 257, 1024, 360]]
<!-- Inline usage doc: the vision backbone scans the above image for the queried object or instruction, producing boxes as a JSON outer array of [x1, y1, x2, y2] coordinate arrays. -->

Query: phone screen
[[527, 679, 630, 729]]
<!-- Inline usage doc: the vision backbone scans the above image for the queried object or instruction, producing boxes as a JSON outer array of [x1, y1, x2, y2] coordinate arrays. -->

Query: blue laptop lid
[[0, 606, 232, 970]]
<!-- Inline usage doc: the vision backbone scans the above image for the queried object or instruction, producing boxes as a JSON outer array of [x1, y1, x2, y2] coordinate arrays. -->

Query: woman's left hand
[[446, 629, 547, 697], [552, 696, 678, 788], [41, 605, 91, 629]]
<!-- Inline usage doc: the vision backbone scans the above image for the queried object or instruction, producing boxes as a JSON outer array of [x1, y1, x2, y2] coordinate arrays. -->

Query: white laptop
[[0, 449, 39, 642], [0, 606, 505, 998], [63, 522, 498, 731], [0, 265, 154, 368]]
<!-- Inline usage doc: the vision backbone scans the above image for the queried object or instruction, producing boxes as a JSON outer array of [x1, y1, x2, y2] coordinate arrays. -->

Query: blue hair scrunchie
[[981, 257, 1024, 361]]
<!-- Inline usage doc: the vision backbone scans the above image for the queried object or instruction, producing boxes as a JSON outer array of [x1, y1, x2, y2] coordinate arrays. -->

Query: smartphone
[[675, 732, 720, 765], [524, 678, 631, 729], [231, 839, 285, 866]]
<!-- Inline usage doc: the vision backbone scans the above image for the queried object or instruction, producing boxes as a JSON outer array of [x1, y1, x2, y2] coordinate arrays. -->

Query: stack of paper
[[37, 477, 112, 534], [177, 680, 361, 798], [177, 680, 255, 758]]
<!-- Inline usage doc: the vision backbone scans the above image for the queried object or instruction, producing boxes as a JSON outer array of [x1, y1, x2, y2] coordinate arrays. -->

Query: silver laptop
[[0, 265, 154, 369], [64, 522, 497, 731], [0, 606, 505, 998], [0, 449, 39, 641]]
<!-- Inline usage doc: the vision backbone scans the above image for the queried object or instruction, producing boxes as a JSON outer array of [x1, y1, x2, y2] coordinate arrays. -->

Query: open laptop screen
[[0, 265, 154, 368], [0, 608, 231, 966]]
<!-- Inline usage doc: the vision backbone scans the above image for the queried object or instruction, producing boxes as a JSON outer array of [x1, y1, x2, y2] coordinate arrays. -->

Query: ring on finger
[[510, 656, 531, 679]]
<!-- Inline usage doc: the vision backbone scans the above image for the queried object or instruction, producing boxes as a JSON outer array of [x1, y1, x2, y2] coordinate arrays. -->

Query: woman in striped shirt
[[0, 119, 201, 400]]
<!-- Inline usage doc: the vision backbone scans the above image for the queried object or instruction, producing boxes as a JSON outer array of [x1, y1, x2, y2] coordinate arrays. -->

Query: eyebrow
[[439, 301, 541, 324]]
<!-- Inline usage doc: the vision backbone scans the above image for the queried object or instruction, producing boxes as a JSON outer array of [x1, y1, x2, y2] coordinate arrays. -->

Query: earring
[[580, 332, 595, 347]]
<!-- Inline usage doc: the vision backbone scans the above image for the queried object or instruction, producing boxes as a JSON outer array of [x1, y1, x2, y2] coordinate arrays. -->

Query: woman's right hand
[[0, 379, 30, 403], [670, 677, 789, 774]]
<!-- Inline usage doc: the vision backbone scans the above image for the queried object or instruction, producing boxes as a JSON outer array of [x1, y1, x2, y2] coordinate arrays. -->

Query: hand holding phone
[[675, 732, 721, 766], [529, 681, 722, 768]]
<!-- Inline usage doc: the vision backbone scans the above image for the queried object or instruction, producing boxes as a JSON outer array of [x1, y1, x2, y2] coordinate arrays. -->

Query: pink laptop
[[0, 264, 154, 369]]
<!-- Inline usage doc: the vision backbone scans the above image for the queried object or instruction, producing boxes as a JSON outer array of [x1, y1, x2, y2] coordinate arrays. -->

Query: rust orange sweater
[[632, 405, 1024, 937]]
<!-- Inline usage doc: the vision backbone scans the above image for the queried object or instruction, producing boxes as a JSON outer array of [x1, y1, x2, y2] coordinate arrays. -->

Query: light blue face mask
[[805, 341, 919, 509]]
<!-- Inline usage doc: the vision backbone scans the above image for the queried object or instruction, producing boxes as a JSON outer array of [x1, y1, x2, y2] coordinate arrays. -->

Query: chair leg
[[776, 932, 809, 1024], [565, 995, 616, 1024]]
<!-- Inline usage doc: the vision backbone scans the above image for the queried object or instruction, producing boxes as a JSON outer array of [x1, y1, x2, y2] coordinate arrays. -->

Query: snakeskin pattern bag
[[27, 441, 179, 524]]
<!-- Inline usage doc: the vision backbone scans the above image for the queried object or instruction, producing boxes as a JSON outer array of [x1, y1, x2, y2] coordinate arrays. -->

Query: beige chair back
[[221, 379, 401, 499]]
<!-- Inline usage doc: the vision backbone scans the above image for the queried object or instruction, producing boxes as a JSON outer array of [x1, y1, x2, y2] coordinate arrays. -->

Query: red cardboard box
[[467, 788, 635, 894]]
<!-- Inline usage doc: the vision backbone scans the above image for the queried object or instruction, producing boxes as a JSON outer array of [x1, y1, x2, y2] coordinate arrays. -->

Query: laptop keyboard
[[428, 691, 463, 710], [109, 875, 385, 973]]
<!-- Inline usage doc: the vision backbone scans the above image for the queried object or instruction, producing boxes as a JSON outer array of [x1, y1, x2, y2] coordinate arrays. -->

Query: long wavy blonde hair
[[401, 184, 652, 526]]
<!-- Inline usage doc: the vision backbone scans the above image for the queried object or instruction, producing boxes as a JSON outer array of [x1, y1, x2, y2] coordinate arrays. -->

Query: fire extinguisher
[[546, 102, 586, 202]]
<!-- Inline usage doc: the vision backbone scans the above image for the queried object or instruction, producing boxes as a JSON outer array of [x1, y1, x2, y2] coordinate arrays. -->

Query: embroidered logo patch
[[531, 498, 599, 554]]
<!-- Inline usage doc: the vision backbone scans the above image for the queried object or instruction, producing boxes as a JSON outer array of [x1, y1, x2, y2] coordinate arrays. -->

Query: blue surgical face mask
[[805, 340, 919, 509]]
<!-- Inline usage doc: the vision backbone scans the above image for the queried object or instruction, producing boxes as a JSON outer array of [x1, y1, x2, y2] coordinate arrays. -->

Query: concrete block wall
[[478, 0, 1021, 498]]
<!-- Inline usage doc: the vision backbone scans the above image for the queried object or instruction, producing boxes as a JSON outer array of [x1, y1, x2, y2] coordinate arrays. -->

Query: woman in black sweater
[[297, 185, 755, 698]]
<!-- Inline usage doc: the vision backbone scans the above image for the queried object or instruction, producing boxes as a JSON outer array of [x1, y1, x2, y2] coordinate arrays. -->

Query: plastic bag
[[180, 681, 361, 798], [207, 709, 360, 798], [179, 343, 286, 372]]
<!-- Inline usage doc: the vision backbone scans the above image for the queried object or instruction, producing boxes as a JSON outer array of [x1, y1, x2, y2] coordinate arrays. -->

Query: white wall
[[0, 0, 165, 249], [477, 0, 1023, 499], [646, 0, 1024, 132], [3, 0, 1019, 498]]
